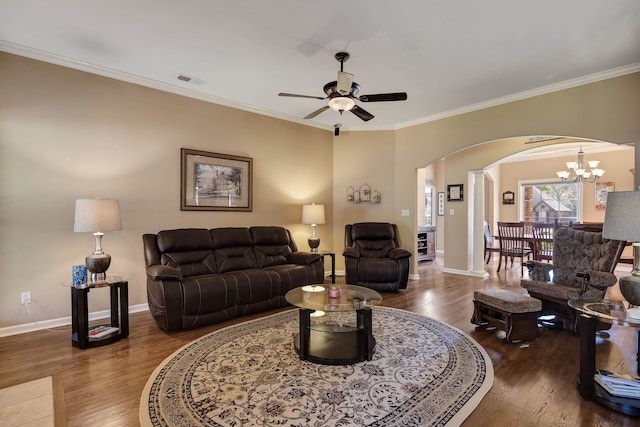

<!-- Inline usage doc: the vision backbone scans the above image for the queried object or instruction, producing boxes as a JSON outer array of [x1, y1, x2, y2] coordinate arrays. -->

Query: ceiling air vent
[[176, 74, 206, 86]]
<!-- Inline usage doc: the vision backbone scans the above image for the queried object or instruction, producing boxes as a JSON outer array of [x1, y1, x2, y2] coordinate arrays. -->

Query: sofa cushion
[[355, 258, 399, 282], [211, 228, 258, 273], [157, 229, 216, 277], [264, 263, 323, 294], [222, 269, 281, 305], [251, 226, 293, 267], [182, 275, 239, 316], [350, 223, 397, 258]]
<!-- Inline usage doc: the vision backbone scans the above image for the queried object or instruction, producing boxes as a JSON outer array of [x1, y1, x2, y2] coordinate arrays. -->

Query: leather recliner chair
[[343, 222, 412, 292]]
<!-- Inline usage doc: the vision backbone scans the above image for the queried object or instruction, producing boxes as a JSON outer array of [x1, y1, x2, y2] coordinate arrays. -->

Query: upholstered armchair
[[343, 222, 412, 292], [521, 227, 626, 331]]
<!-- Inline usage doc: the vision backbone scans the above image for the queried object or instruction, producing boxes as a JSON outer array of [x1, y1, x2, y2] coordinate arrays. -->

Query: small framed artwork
[[181, 148, 253, 211], [502, 191, 515, 205], [447, 184, 463, 202], [595, 181, 614, 210], [437, 192, 445, 216]]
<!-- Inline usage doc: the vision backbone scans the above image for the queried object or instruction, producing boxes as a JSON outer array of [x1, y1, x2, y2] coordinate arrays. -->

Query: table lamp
[[302, 203, 325, 252], [602, 191, 640, 319], [74, 198, 122, 281]]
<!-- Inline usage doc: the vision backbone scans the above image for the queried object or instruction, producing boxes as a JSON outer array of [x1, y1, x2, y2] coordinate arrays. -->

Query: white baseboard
[[441, 267, 488, 277], [0, 303, 149, 338]]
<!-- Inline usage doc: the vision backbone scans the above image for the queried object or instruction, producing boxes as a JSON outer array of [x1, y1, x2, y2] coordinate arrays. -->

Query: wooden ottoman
[[472, 289, 542, 342]]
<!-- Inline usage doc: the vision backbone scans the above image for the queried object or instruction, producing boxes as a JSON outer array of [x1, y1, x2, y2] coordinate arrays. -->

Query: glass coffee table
[[285, 284, 382, 365]]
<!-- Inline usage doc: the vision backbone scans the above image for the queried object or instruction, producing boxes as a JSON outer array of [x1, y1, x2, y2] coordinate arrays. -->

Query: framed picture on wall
[[595, 181, 614, 210], [181, 148, 253, 211], [437, 192, 445, 216], [447, 184, 463, 202], [502, 191, 515, 205]]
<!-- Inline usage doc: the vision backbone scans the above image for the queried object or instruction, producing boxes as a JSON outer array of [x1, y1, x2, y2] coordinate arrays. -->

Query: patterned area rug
[[140, 307, 493, 426]]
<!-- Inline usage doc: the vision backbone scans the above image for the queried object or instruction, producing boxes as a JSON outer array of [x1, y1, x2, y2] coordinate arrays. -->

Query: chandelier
[[556, 147, 605, 183]]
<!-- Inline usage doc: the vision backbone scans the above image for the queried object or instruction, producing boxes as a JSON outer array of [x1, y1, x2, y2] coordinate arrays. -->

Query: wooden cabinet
[[417, 226, 436, 262]]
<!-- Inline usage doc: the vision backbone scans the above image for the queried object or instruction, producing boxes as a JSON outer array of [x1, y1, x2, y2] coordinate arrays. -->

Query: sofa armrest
[[389, 247, 412, 260], [343, 247, 360, 259], [146, 265, 183, 280], [523, 261, 553, 282], [288, 251, 322, 265]]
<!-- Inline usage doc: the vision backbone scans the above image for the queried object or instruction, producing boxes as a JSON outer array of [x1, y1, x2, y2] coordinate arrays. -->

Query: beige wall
[[332, 130, 397, 272], [2, 49, 640, 328], [392, 73, 640, 274], [497, 149, 635, 223], [0, 53, 333, 327]]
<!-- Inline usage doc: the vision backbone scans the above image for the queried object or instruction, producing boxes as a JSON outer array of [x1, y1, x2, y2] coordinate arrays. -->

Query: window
[[425, 186, 433, 226], [520, 181, 580, 224]]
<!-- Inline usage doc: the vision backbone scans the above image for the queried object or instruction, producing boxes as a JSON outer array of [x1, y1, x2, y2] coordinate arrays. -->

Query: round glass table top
[[285, 284, 382, 312], [568, 299, 640, 327]]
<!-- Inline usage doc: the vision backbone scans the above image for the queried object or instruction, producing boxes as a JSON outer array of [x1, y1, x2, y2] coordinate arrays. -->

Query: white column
[[470, 170, 488, 277]]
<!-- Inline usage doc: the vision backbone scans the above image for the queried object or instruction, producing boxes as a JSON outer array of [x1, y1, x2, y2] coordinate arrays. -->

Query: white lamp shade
[[302, 204, 325, 225], [74, 199, 122, 232], [602, 191, 640, 242]]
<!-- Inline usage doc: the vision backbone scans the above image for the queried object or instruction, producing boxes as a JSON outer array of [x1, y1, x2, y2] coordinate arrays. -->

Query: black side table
[[70, 275, 130, 349], [569, 299, 640, 416], [318, 251, 336, 284]]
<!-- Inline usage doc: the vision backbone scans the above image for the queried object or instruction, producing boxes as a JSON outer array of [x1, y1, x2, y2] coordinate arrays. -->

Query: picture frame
[[595, 181, 614, 210], [502, 191, 515, 205], [181, 148, 253, 211], [437, 192, 445, 216], [447, 184, 463, 202]]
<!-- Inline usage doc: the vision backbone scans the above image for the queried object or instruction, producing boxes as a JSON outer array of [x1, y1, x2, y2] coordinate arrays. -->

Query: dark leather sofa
[[143, 226, 324, 331], [343, 222, 412, 292]]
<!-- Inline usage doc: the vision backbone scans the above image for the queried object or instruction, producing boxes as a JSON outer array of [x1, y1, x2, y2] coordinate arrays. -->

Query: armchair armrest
[[288, 251, 322, 265], [343, 247, 360, 259], [146, 265, 183, 281], [389, 247, 412, 260], [578, 270, 618, 292], [523, 260, 553, 282]]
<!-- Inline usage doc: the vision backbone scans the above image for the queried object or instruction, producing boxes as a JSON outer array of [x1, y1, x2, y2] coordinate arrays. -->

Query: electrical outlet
[[21, 291, 31, 305]]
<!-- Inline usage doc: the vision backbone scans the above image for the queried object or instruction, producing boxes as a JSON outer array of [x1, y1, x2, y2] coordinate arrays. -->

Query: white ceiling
[[1, 0, 639, 132]]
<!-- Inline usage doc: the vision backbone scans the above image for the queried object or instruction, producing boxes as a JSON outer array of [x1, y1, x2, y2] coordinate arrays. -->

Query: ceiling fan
[[278, 52, 407, 122]]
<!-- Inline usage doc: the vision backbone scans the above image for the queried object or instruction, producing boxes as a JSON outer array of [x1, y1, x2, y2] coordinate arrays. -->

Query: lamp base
[[308, 237, 320, 253], [86, 253, 111, 282]]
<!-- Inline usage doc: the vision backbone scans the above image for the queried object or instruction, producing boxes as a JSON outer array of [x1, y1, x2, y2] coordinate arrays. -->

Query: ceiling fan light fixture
[[328, 96, 355, 112]]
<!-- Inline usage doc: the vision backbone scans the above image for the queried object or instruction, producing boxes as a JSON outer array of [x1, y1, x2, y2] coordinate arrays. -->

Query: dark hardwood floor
[[1, 255, 638, 426]]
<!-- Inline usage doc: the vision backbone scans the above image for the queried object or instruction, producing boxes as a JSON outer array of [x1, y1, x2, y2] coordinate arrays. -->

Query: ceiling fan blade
[[304, 106, 330, 119], [359, 92, 407, 102], [279, 92, 325, 100], [337, 71, 354, 95], [350, 105, 374, 122]]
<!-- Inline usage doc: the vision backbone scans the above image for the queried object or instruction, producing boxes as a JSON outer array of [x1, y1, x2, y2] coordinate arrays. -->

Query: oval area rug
[[140, 307, 493, 426]]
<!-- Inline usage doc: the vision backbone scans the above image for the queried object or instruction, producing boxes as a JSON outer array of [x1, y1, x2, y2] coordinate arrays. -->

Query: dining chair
[[497, 221, 532, 275], [531, 223, 554, 262], [484, 221, 500, 264]]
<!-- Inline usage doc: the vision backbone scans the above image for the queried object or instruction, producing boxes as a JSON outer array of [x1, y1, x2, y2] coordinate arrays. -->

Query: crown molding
[[2, 40, 638, 134], [0, 41, 330, 131], [394, 63, 640, 130]]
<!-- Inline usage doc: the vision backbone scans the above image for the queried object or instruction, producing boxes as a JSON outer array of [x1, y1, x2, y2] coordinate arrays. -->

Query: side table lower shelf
[[577, 312, 640, 417], [576, 375, 640, 416]]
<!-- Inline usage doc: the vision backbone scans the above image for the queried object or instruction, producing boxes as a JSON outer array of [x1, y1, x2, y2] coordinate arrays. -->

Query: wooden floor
[[1, 255, 639, 426]]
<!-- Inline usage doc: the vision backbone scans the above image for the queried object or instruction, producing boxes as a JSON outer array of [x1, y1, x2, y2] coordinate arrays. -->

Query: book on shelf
[[596, 370, 640, 387], [88, 325, 119, 339], [595, 370, 640, 399]]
